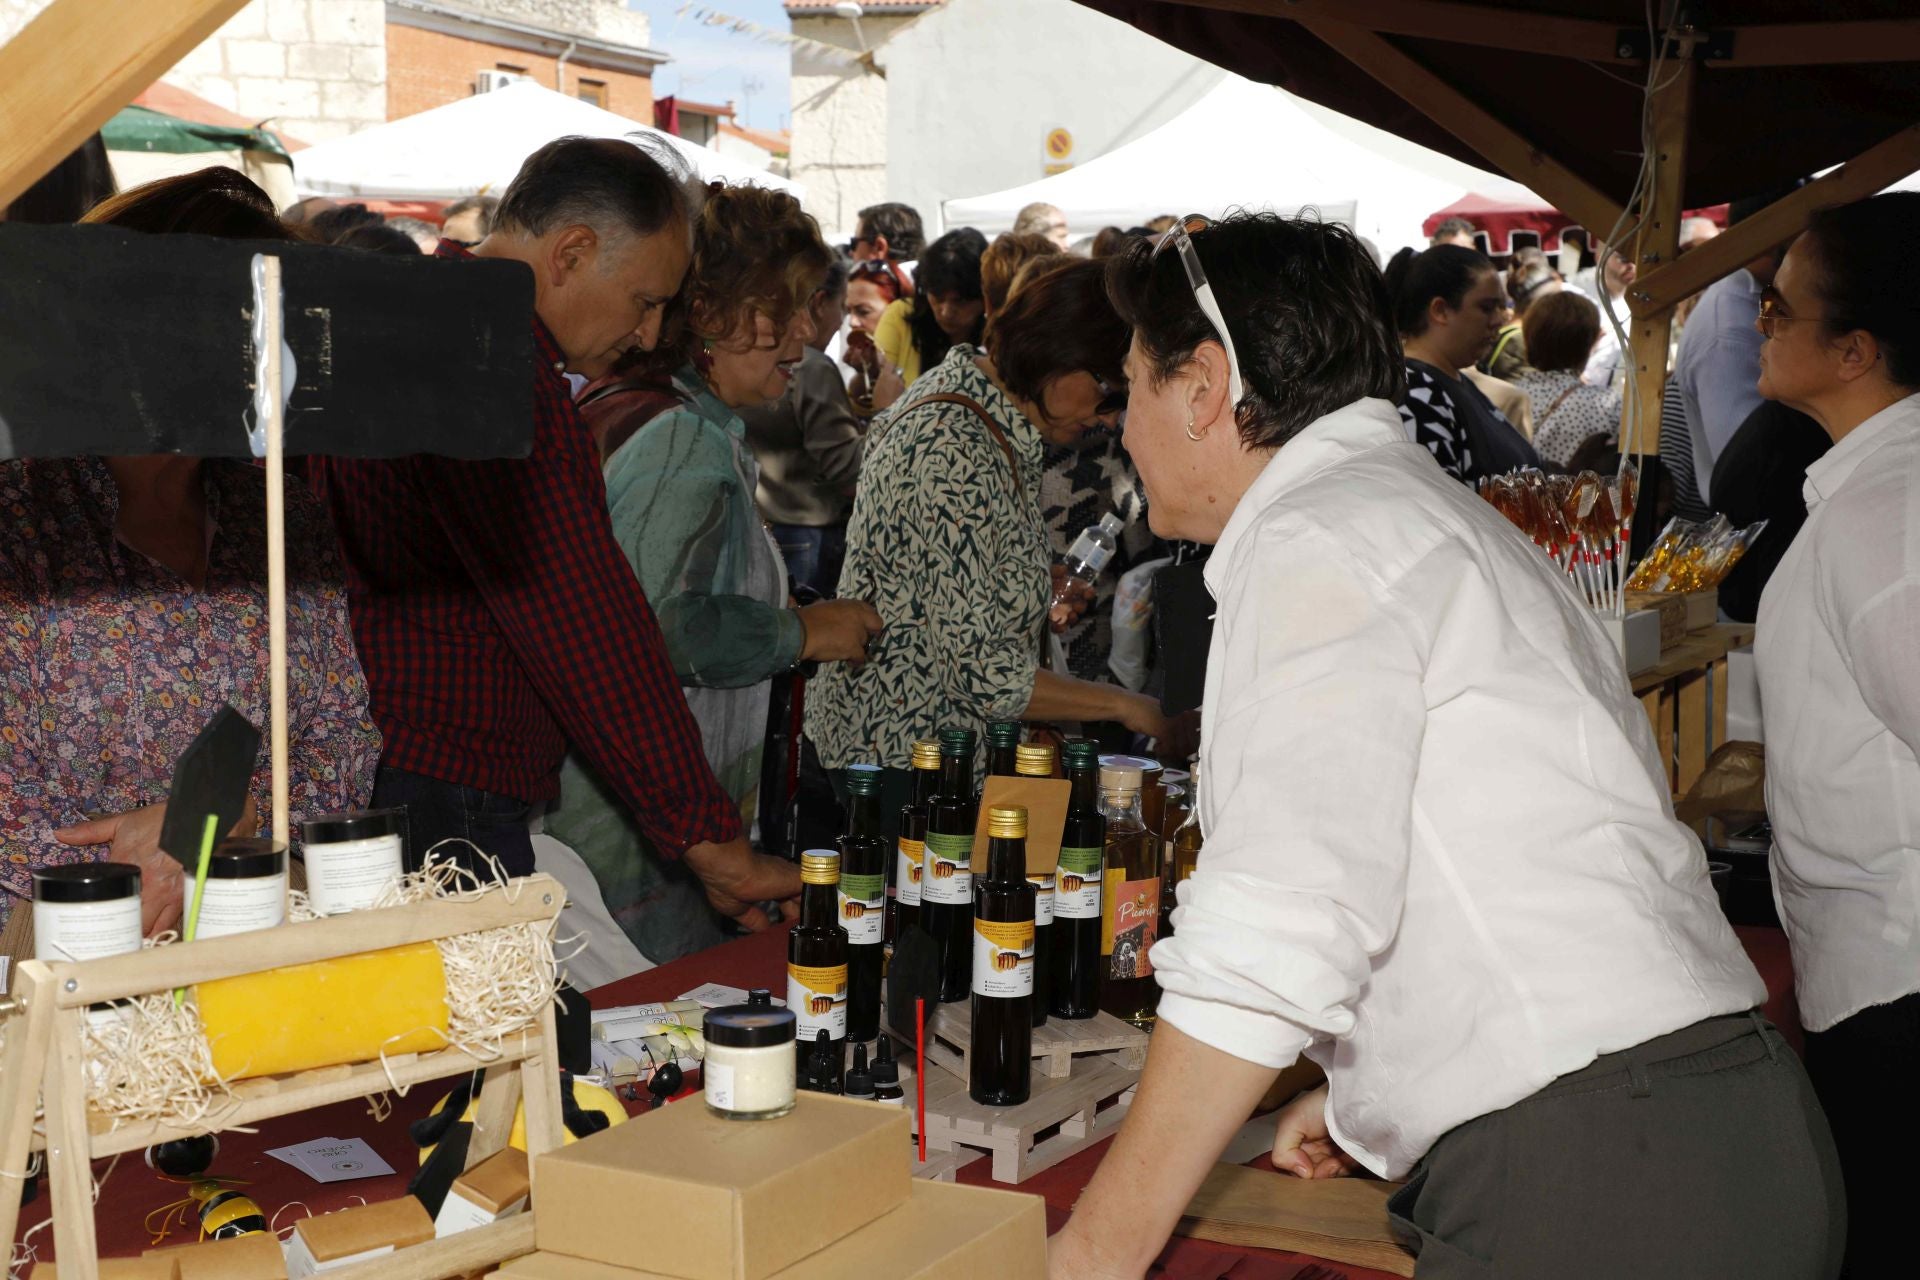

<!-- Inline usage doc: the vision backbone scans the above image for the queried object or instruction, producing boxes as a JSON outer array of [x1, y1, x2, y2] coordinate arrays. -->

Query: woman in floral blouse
[[808, 258, 1178, 802], [0, 169, 382, 964]]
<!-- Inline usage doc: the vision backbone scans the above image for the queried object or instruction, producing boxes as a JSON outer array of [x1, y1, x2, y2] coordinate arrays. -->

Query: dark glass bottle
[[1097, 763, 1161, 1028], [787, 849, 848, 1083], [1165, 760, 1203, 941], [970, 804, 1035, 1106], [1050, 739, 1106, 1019], [923, 727, 978, 1003], [891, 738, 941, 942], [984, 720, 1022, 780], [839, 764, 887, 1043], [1013, 741, 1057, 1028]]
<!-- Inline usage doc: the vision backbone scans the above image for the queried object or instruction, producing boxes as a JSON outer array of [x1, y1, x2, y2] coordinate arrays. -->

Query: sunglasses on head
[[1151, 214, 1246, 405]]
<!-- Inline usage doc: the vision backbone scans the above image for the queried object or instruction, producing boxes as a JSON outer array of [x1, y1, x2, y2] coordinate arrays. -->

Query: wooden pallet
[[911, 1051, 1141, 1184], [892, 996, 1148, 1081]]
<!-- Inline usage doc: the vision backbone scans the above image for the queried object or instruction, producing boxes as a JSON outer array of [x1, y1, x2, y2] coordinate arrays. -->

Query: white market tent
[[293, 81, 801, 203], [941, 74, 1538, 257]]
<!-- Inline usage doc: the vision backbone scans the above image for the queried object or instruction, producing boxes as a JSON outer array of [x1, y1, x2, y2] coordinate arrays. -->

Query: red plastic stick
[[925, 997, 933, 1166]]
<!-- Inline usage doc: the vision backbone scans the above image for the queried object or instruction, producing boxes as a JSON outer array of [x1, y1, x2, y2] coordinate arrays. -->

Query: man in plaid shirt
[[312, 137, 798, 926]]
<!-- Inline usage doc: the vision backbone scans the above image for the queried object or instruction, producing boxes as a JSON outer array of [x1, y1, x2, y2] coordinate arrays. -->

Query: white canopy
[[941, 74, 1537, 257], [293, 81, 801, 202]]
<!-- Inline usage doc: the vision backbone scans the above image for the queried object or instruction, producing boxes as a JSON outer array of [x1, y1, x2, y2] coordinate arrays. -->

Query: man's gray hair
[[494, 135, 697, 242]]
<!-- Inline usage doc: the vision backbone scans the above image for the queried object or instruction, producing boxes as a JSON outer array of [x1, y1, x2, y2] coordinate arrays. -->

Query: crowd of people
[[4, 132, 1917, 1278]]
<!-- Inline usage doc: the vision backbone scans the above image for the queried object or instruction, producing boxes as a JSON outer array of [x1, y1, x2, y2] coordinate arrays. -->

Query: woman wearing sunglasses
[[1753, 192, 1920, 1279], [1048, 212, 1842, 1280], [808, 257, 1180, 811]]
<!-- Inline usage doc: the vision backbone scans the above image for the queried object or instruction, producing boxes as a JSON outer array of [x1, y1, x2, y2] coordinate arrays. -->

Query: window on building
[[577, 79, 609, 109]]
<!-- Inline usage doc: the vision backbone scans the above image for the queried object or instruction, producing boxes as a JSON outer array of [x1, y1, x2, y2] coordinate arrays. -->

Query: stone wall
[[786, 12, 918, 241], [164, 0, 388, 143]]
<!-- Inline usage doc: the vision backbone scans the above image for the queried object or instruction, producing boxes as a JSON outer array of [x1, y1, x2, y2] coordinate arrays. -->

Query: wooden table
[[20, 923, 1799, 1279], [1632, 623, 1756, 795]]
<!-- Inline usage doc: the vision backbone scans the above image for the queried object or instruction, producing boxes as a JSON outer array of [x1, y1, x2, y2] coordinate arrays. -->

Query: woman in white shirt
[[1753, 192, 1920, 1279], [1048, 213, 1842, 1279]]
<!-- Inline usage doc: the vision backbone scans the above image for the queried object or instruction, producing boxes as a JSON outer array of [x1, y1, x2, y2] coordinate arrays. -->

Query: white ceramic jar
[[33, 862, 142, 963], [703, 989, 797, 1121], [298, 809, 405, 915], [193, 839, 288, 938]]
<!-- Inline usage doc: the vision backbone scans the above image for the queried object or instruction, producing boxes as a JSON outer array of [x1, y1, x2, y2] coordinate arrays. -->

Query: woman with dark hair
[[1512, 290, 1623, 467], [0, 168, 381, 965], [809, 257, 1180, 820], [554, 185, 882, 961], [1048, 213, 1841, 1279], [875, 227, 987, 388], [1754, 191, 1920, 1278], [1384, 243, 1539, 484]]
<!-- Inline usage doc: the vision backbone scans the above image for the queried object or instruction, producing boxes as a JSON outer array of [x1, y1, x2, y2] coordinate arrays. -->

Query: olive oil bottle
[[922, 727, 978, 1003], [891, 738, 941, 941], [1097, 762, 1161, 1028], [788, 849, 848, 1082], [970, 805, 1036, 1106], [1013, 741, 1058, 1027], [1051, 739, 1106, 1019], [984, 720, 1022, 780], [839, 764, 887, 1043], [1164, 759, 1203, 940]]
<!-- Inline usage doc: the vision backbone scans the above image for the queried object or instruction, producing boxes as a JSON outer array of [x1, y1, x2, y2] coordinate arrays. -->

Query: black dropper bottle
[[842, 1043, 875, 1101], [871, 1038, 904, 1105]]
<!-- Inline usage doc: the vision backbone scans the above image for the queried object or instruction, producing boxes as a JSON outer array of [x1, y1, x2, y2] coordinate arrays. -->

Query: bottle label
[[971, 918, 1035, 998], [921, 831, 975, 904], [1102, 872, 1160, 979], [787, 963, 848, 1044], [1027, 873, 1056, 926], [895, 837, 925, 908], [838, 873, 885, 944], [1054, 846, 1103, 920]]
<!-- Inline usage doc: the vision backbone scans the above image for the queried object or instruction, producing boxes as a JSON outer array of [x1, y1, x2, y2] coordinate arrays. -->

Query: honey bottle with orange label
[[970, 804, 1036, 1106], [839, 764, 887, 1043], [788, 849, 848, 1086]]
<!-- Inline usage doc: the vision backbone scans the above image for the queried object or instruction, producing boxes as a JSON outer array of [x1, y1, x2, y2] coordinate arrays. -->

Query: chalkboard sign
[[0, 223, 535, 460]]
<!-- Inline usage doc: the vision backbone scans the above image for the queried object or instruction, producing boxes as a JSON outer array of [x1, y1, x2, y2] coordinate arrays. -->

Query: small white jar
[[193, 839, 288, 938], [704, 989, 797, 1121], [33, 862, 142, 963], [299, 809, 405, 915]]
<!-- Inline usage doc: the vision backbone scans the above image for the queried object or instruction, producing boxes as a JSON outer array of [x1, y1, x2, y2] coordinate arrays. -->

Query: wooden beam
[[1296, 16, 1625, 239], [1724, 20, 1920, 66], [1620, 59, 1692, 460], [1630, 123, 1920, 318], [0, 0, 251, 209], [1163, 0, 1624, 62]]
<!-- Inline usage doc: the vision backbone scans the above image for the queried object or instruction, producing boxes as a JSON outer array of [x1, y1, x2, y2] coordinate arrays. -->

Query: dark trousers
[[1389, 1013, 1845, 1279], [770, 522, 846, 598], [369, 765, 538, 882], [1803, 991, 1920, 1278]]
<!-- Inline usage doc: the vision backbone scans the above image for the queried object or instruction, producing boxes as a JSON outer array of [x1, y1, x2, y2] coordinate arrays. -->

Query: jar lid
[[208, 838, 288, 879], [33, 861, 140, 903], [705, 990, 797, 1048], [1100, 753, 1162, 778], [300, 807, 405, 844], [1099, 763, 1144, 791]]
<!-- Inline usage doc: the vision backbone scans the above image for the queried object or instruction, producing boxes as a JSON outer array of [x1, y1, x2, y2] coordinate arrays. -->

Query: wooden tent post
[[1621, 58, 1695, 458], [260, 256, 291, 845]]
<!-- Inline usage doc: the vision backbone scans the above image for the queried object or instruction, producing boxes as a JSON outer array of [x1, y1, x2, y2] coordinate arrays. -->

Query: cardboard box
[[534, 1092, 910, 1280], [969, 776, 1071, 873], [437, 1147, 531, 1238], [285, 1197, 434, 1277], [36, 1258, 180, 1280], [143, 1232, 287, 1280], [504, 1180, 1044, 1280], [1625, 592, 1687, 651]]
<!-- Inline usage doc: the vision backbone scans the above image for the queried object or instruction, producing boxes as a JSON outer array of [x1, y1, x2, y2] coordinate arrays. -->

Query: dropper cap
[[872, 1037, 899, 1086], [843, 1043, 874, 1099]]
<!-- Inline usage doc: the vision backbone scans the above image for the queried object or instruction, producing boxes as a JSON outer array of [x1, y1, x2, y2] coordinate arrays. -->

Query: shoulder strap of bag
[[893, 392, 1025, 501], [1537, 382, 1580, 427], [577, 375, 683, 465]]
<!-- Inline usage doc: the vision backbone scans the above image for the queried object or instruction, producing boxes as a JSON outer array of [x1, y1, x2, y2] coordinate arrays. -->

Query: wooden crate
[[910, 1051, 1141, 1184], [894, 997, 1148, 1081], [1633, 623, 1755, 795]]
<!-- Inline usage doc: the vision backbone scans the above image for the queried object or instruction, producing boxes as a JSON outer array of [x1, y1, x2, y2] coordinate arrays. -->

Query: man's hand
[[1272, 1084, 1359, 1180], [1049, 564, 1095, 634], [684, 838, 803, 931], [54, 802, 181, 938]]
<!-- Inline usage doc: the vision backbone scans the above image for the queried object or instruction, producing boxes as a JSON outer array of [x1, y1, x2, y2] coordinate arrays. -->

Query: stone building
[[157, 0, 389, 144]]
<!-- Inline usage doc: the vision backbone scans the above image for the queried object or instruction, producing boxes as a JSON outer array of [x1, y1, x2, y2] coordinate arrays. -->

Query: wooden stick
[[43, 1005, 97, 1275], [261, 254, 291, 847], [0, 964, 57, 1255]]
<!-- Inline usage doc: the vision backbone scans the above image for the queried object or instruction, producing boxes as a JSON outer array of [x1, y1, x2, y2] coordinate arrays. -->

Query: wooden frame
[[0, 876, 567, 1280]]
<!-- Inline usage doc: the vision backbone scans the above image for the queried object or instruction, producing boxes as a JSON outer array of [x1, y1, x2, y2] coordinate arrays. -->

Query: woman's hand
[[1049, 565, 1095, 633], [1110, 693, 1201, 762], [54, 803, 181, 938], [798, 599, 885, 665], [870, 364, 906, 412], [1271, 1084, 1360, 1180]]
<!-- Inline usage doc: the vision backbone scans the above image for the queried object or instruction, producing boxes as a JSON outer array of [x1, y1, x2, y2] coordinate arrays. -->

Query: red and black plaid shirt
[[308, 242, 740, 855]]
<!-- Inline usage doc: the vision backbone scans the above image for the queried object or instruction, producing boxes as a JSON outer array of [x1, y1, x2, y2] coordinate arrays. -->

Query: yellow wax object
[[197, 941, 449, 1080], [417, 1077, 628, 1163]]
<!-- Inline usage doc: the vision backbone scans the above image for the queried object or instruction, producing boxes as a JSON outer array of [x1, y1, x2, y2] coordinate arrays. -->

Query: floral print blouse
[[0, 459, 381, 927], [807, 346, 1050, 771]]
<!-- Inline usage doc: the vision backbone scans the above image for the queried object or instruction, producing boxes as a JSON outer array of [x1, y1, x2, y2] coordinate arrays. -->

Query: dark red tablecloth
[[23, 922, 1799, 1280]]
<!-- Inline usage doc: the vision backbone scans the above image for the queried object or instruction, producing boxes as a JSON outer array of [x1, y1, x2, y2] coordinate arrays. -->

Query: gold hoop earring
[[1186, 414, 1206, 443]]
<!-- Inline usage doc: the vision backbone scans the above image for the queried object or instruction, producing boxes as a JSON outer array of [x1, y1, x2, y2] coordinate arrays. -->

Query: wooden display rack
[[0, 876, 568, 1280], [906, 1052, 1141, 1185], [916, 999, 1149, 1082], [1633, 622, 1756, 796]]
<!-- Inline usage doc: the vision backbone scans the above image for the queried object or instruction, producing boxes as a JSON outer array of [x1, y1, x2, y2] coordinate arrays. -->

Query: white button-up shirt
[[1151, 398, 1764, 1180], [1757, 391, 1920, 1033]]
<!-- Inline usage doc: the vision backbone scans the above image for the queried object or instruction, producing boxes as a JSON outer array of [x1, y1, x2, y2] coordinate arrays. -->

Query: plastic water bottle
[[1053, 511, 1125, 608]]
